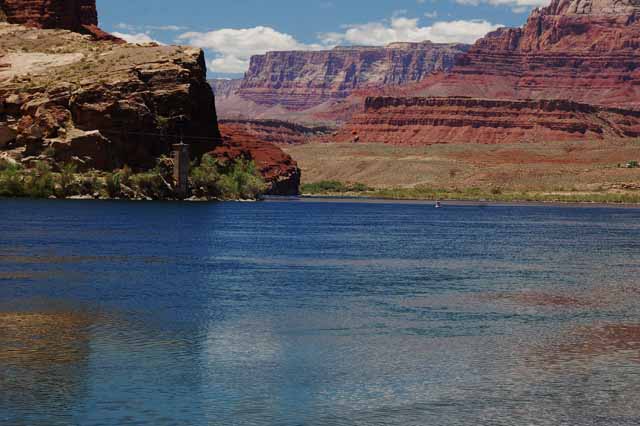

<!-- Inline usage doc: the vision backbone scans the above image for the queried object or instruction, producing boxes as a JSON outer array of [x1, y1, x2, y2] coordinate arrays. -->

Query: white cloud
[[319, 17, 500, 46], [114, 23, 187, 33], [178, 15, 501, 74], [112, 32, 162, 45], [146, 25, 187, 31], [177, 26, 326, 73]]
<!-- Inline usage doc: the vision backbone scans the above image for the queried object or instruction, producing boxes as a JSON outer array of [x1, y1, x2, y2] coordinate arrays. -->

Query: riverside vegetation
[[0, 155, 266, 201], [302, 181, 640, 204]]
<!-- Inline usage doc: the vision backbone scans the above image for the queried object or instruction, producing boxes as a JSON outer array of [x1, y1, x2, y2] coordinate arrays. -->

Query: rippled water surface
[[1, 199, 640, 425]]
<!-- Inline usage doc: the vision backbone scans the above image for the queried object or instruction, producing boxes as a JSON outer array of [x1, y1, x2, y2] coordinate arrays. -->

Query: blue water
[[1, 199, 640, 425]]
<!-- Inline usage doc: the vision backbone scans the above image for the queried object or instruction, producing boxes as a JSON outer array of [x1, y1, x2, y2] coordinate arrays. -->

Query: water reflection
[[1, 199, 640, 425], [0, 309, 91, 426]]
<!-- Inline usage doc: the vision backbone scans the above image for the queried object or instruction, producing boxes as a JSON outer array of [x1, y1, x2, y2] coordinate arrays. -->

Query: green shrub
[[190, 155, 266, 199], [25, 161, 55, 198], [301, 180, 372, 194], [105, 172, 121, 198], [190, 154, 222, 196], [132, 172, 168, 199], [0, 162, 25, 197], [56, 163, 77, 197], [228, 158, 266, 199]]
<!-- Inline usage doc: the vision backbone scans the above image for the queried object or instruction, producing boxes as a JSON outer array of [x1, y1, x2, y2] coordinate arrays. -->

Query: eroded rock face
[[218, 119, 334, 145], [232, 42, 469, 111], [338, 97, 640, 145], [213, 123, 301, 195], [407, 0, 640, 109], [0, 0, 119, 41], [0, 24, 220, 170]]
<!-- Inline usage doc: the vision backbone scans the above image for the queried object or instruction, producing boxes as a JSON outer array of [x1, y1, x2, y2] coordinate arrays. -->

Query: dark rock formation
[[338, 97, 640, 145], [0, 24, 219, 170], [0, 0, 121, 41], [214, 123, 301, 195], [233, 42, 469, 111]]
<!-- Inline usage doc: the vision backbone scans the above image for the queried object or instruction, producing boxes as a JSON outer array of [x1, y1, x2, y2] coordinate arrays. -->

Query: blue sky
[[97, 0, 549, 77]]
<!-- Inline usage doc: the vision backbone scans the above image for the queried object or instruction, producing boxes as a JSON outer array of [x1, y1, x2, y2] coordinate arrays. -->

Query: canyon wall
[[338, 97, 640, 145], [405, 0, 640, 109], [0, 0, 119, 40], [226, 42, 469, 112]]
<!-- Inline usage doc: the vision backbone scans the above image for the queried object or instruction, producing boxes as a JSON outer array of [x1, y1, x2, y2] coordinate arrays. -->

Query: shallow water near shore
[[1, 199, 640, 425]]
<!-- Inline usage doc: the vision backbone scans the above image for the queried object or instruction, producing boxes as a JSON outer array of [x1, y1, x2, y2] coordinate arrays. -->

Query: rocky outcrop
[[404, 0, 640, 109], [0, 0, 120, 41], [214, 123, 301, 195], [338, 97, 640, 145], [219, 119, 334, 145], [0, 24, 219, 170], [231, 42, 469, 111]]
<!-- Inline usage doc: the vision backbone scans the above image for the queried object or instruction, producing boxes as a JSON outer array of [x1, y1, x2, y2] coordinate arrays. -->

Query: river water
[[1, 199, 639, 425]]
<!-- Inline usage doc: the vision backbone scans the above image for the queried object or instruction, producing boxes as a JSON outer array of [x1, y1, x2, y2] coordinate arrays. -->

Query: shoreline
[[290, 194, 640, 209], [4, 194, 640, 209]]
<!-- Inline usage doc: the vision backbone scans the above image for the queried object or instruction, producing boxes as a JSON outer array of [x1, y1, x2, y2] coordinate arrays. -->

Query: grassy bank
[[0, 155, 266, 201], [302, 181, 640, 204]]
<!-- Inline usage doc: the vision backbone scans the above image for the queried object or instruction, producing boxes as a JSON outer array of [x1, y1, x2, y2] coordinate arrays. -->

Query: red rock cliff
[[409, 0, 640, 108], [235, 42, 469, 111], [0, 0, 119, 41], [214, 123, 302, 195], [338, 97, 640, 145]]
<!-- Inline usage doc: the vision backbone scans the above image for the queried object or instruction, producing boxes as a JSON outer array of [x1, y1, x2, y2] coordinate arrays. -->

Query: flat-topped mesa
[[236, 42, 470, 110], [0, 0, 121, 41], [337, 96, 640, 145]]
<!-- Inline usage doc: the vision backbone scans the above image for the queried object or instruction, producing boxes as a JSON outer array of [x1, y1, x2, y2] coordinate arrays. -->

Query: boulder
[[50, 129, 112, 170]]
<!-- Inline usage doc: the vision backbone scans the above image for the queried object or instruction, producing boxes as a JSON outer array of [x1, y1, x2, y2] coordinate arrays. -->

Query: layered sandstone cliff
[[228, 42, 469, 112], [0, 0, 119, 41], [338, 97, 640, 145], [0, 24, 219, 170], [405, 0, 640, 108], [219, 119, 334, 145]]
